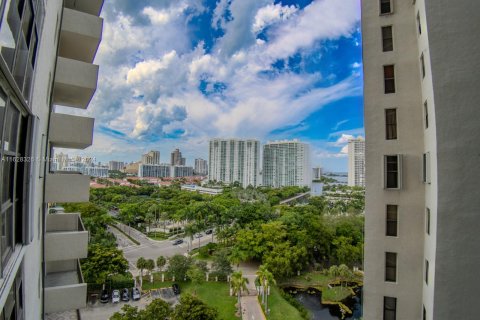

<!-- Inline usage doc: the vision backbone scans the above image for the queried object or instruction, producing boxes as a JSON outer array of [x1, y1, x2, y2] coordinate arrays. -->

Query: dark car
[[100, 289, 110, 303], [121, 288, 130, 302], [132, 287, 141, 301], [205, 229, 213, 235], [171, 239, 183, 245], [172, 283, 180, 295]]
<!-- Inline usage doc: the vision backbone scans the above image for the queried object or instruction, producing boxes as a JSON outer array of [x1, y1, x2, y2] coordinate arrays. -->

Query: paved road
[[81, 297, 151, 320], [109, 222, 216, 276]]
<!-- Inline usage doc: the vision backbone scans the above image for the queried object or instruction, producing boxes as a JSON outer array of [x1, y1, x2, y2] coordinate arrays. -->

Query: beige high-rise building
[[347, 137, 365, 187], [362, 1, 480, 319], [141, 150, 160, 165]]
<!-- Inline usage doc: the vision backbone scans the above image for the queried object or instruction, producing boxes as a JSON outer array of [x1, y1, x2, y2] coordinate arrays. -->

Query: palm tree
[[184, 223, 196, 252], [136, 257, 147, 277], [329, 265, 340, 283], [231, 271, 249, 309], [145, 259, 155, 282], [256, 265, 276, 313], [156, 256, 167, 272], [338, 264, 351, 288]]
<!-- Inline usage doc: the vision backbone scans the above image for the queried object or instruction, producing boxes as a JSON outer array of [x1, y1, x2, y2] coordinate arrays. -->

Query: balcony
[[45, 213, 88, 262], [45, 172, 90, 203], [59, 8, 103, 63], [45, 259, 87, 314], [49, 113, 94, 149], [53, 57, 98, 109], [64, 0, 104, 16]]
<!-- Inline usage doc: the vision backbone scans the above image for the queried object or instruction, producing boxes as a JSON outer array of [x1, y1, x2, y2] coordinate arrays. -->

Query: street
[[108, 222, 216, 275]]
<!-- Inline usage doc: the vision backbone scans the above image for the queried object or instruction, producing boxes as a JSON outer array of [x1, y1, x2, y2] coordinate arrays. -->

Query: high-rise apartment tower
[[347, 137, 365, 187], [208, 139, 260, 187], [362, 0, 480, 319], [262, 140, 311, 188]]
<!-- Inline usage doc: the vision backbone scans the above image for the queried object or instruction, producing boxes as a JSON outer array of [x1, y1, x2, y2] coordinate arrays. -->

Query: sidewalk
[[238, 262, 266, 320]]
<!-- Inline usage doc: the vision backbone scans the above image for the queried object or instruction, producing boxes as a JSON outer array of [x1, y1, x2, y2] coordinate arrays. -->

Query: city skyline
[[56, 0, 364, 172]]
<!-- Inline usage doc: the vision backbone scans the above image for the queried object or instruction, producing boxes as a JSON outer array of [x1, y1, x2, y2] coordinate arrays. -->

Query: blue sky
[[63, 0, 363, 172]]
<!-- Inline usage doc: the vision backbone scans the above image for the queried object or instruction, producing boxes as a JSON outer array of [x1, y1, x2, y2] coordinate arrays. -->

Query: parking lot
[[80, 296, 151, 320]]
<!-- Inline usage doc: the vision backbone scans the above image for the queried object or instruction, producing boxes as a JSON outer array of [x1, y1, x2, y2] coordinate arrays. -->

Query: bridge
[[279, 192, 310, 205]]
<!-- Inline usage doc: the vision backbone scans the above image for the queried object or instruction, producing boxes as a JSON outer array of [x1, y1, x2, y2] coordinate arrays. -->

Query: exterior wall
[[138, 164, 170, 178], [362, 0, 425, 319], [347, 138, 365, 187], [194, 158, 208, 175], [208, 139, 260, 187], [262, 140, 311, 188], [421, 1, 480, 319]]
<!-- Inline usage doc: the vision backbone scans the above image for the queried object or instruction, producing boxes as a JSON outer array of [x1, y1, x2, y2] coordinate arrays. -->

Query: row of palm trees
[[230, 265, 276, 316]]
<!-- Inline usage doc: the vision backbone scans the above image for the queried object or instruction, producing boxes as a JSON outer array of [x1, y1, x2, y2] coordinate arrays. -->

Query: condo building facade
[[194, 158, 208, 175], [208, 139, 260, 187], [0, 0, 104, 319], [347, 137, 365, 187], [362, 0, 480, 319], [141, 150, 160, 165], [262, 140, 311, 188]]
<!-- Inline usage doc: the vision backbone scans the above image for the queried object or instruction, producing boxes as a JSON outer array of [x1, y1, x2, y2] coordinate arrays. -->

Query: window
[[423, 152, 431, 183], [420, 54, 426, 79], [425, 259, 429, 284], [380, 0, 393, 15], [384, 296, 397, 320], [386, 205, 398, 236], [385, 109, 397, 140], [385, 155, 401, 189], [417, 12, 422, 35], [384, 65, 396, 94], [423, 306, 426, 320], [426, 208, 430, 235], [0, 0, 40, 104], [385, 252, 397, 282], [0, 89, 30, 276], [424, 101, 429, 129], [382, 26, 393, 52]]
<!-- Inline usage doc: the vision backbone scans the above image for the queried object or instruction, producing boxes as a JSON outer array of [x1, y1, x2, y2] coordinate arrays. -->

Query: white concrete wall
[[362, 0, 425, 319], [23, 1, 64, 319]]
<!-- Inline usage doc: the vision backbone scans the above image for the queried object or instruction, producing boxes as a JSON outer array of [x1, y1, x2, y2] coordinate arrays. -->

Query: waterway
[[286, 287, 362, 320]]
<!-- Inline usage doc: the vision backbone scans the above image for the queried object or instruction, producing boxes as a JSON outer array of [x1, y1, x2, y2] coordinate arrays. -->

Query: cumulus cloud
[[265, 0, 360, 60], [252, 3, 298, 34], [85, 0, 362, 162]]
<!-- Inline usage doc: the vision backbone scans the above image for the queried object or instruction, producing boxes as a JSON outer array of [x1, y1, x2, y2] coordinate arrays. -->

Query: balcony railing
[[45, 213, 88, 262]]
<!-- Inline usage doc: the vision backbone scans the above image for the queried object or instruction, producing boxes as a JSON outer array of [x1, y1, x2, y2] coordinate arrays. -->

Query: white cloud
[[265, 0, 360, 60], [127, 51, 178, 84], [335, 134, 355, 146], [142, 4, 189, 25], [252, 3, 298, 33]]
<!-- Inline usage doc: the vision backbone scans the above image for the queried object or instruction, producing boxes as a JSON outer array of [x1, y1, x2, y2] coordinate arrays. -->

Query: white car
[[194, 233, 204, 238], [112, 289, 120, 303]]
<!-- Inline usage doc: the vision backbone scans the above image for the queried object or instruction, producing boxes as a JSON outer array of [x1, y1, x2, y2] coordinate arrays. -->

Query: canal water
[[286, 287, 362, 320]]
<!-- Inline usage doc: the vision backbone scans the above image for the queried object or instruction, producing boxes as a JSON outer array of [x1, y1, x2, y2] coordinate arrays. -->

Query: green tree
[[136, 257, 147, 278], [141, 299, 172, 319], [231, 271, 249, 308], [256, 265, 276, 313], [156, 256, 167, 271], [187, 265, 204, 294], [167, 254, 192, 281], [110, 304, 142, 320], [172, 294, 218, 320], [81, 244, 129, 284], [338, 264, 352, 287], [145, 259, 155, 281], [211, 249, 233, 280]]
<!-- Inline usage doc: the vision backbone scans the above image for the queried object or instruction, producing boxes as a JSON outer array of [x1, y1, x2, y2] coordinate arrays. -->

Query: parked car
[[100, 289, 110, 303], [172, 239, 183, 245], [194, 233, 204, 238], [112, 290, 120, 303], [132, 287, 141, 301], [205, 229, 213, 235], [172, 283, 180, 295], [121, 288, 130, 302]]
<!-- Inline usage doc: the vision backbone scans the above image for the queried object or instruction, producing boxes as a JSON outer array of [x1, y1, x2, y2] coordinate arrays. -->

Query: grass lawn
[[322, 286, 353, 303], [146, 232, 169, 241], [262, 286, 304, 320], [182, 282, 237, 320], [140, 279, 237, 320]]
